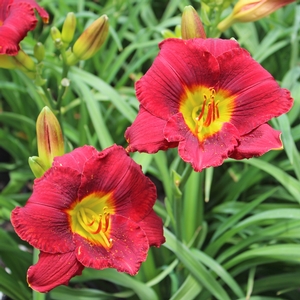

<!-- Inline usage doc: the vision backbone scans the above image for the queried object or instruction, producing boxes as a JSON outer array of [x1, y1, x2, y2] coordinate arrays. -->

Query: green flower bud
[[0, 54, 16, 69], [50, 26, 61, 40], [36, 107, 64, 171], [51, 27, 63, 48], [34, 42, 45, 62], [181, 6, 206, 39], [28, 156, 48, 178], [61, 12, 77, 47], [161, 29, 177, 39], [12, 50, 36, 78], [67, 15, 109, 65]]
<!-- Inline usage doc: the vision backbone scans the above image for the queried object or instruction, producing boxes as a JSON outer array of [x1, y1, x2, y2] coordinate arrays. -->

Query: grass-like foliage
[[0, 0, 300, 299]]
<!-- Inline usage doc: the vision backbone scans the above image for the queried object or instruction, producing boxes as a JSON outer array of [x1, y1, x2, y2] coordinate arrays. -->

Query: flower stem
[[41, 84, 56, 111], [56, 60, 70, 110]]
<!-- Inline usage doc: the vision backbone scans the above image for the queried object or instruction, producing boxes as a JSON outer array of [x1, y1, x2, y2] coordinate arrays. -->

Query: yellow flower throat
[[180, 87, 235, 141], [66, 192, 115, 249]]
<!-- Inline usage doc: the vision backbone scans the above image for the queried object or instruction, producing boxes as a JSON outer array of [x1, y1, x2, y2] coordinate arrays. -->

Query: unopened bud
[[28, 156, 47, 178], [12, 50, 36, 72], [50, 27, 63, 48], [162, 25, 182, 39], [36, 107, 64, 170], [34, 42, 45, 62], [161, 29, 177, 39], [50, 26, 62, 41], [218, 0, 295, 32], [0, 55, 17, 69], [67, 15, 109, 65], [61, 12, 77, 47], [181, 6, 206, 39]]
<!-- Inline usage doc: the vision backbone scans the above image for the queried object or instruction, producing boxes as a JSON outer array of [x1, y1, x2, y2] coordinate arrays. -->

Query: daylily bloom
[[11, 145, 165, 292], [0, 0, 49, 55], [218, 0, 296, 32], [125, 38, 293, 172]]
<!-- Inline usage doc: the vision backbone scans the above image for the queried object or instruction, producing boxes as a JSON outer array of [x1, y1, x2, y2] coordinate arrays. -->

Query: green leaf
[[71, 79, 113, 149], [170, 275, 202, 300], [70, 268, 158, 300], [164, 229, 231, 300], [0, 268, 30, 300]]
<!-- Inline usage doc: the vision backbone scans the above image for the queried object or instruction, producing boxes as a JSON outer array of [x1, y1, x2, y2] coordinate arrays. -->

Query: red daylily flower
[[11, 145, 165, 293], [125, 38, 293, 172], [0, 0, 49, 55]]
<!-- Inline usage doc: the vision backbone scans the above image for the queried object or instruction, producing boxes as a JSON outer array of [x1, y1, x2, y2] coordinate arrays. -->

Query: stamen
[[203, 103, 213, 127], [76, 206, 113, 248], [88, 215, 103, 234], [197, 96, 206, 121], [194, 89, 221, 133], [216, 102, 220, 119], [212, 101, 216, 121], [78, 208, 89, 225], [100, 231, 113, 248]]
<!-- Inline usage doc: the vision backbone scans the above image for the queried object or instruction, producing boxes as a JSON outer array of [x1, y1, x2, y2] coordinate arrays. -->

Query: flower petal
[[201, 38, 240, 57], [11, 166, 81, 252], [125, 105, 178, 153], [217, 47, 293, 134], [165, 113, 240, 172], [74, 214, 149, 275], [138, 210, 165, 247], [136, 39, 220, 119], [11, 203, 74, 253], [229, 123, 283, 159], [53, 145, 98, 173], [0, 0, 49, 55], [27, 251, 84, 293], [78, 145, 158, 222], [14, 0, 49, 22]]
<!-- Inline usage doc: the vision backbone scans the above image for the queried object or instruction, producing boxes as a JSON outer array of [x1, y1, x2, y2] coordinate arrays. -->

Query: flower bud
[[161, 29, 177, 39], [12, 50, 36, 72], [50, 26, 62, 40], [10, 50, 36, 79], [161, 25, 182, 39], [181, 6, 206, 39], [0, 55, 17, 69], [36, 107, 64, 171], [67, 15, 109, 65], [50, 27, 63, 48], [28, 156, 48, 178], [34, 42, 45, 62], [218, 0, 295, 32], [61, 12, 77, 47]]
